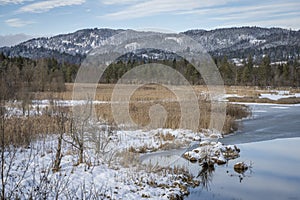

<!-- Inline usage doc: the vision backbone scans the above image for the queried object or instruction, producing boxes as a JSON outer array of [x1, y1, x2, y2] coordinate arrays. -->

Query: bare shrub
[[159, 132, 175, 141], [117, 150, 140, 168], [0, 145, 34, 199], [226, 104, 250, 119]]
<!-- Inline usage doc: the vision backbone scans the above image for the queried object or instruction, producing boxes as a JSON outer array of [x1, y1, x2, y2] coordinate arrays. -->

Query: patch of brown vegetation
[[94, 100, 248, 134], [228, 96, 300, 104], [1, 114, 70, 146]]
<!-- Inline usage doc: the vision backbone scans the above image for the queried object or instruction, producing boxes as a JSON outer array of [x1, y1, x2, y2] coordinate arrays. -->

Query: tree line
[[216, 55, 300, 87], [102, 56, 300, 87], [1, 52, 299, 102], [0, 53, 78, 100]]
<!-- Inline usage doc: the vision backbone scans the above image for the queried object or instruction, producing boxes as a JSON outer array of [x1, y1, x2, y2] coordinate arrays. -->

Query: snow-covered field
[[1, 124, 223, 199], [1, 137, 185, 199]]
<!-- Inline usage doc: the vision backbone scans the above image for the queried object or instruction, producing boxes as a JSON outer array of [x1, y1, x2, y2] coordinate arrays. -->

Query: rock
[[234, 162, 248, 173], [212, 157, 227, 165], [199, 140, 210, 146], [184, 141, 241, 165], [183, 152, 198, 162], [209, 134, 220, 139], [193, 149, 199, 153], [189, 157, 197, 163], [193, 135, 201, 141], [222, 145, 240, 159]]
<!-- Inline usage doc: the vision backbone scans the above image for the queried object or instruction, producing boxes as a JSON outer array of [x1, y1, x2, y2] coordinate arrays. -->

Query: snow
[[271, 61, 288, 65], [271, 106, 289, 109], [32, 100, 108, 107], [2, 91, 251, 199], [1, 111, 223, 199], [259, 90, 300, 100], [183, 141, 240, 164], [165, 37, 183, 45], [232, 102, 300, 106], [249, 38, 266, 45], [141, 53, 149, 58], [62, 40, 71, 44], [125, 42, 140, 51], [221, 94, 244, 101], [231, 58, 244, 66], [1, 128, 202, 199], [4, 100, 110, 117], [114, 128, 222, 152]]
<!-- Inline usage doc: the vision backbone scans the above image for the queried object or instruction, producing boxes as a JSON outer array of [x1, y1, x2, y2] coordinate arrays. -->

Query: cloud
[[101, 0, 300, 31], [18, 0, 85, 13], [103, 0, 236, 19], [101, 0, 141, 5], [5, 18, 34, 27], [219, 17, 300, 30], [179, 1, 300, 18], [0, 0, 32, 5]]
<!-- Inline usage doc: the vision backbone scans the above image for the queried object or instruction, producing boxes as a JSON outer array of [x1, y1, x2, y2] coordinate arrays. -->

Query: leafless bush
[[0, 145, 34, 199], [64, 180, 110, 200], [86, 122, 119, 166], [64, 100, 93, 164], [117, 150, 140, 168]]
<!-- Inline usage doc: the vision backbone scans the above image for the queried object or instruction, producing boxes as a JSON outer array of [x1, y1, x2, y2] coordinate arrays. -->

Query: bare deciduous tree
[[63, 100, 93, 164]]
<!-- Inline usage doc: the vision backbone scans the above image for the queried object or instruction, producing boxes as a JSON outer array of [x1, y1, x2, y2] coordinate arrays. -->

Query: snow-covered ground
[[1, 125, 222, 199], [1, 136, 188, 199], [259, 90, 300, 100], [4, 100, 109, 117]]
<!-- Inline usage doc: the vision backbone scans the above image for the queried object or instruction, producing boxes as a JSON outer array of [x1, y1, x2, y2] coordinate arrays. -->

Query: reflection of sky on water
[[186, 138, 300, 200], [142, 138, 300, 200]]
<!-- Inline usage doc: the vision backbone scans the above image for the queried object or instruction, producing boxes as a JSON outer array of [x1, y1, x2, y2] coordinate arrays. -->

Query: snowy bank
[[0, 134, 200, 200]]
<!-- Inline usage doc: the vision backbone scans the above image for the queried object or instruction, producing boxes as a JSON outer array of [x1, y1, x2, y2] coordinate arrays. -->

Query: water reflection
[[142, 137, 300, 200], [187, 138, 300, 200], [197, 162, 215, 190]]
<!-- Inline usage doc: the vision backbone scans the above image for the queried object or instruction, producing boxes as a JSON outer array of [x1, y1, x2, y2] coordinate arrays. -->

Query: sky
[[0, 0, 300, 39]]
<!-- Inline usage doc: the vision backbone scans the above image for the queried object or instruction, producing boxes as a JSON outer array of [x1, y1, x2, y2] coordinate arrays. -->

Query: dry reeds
[[1, 107, 71, 147], [94, 100, 249, 134]]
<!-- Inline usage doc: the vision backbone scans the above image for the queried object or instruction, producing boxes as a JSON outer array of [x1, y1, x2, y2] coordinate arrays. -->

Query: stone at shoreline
[[183, 141, 240, 165], [234, 162, 249, 173]]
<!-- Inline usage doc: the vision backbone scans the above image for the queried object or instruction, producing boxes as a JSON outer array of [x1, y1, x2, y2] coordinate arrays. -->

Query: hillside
[[0, 27, 299, 64]]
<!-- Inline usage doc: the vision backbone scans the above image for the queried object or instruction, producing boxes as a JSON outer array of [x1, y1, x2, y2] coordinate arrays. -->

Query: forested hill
[[182, 27, 300, 63], [0, 27, 299, 89], [0, 27, 299, 64]]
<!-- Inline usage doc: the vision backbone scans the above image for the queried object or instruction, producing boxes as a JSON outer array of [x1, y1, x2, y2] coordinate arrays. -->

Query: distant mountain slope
[[182, 27, 289, 51], [182, 27, 300, 62], [20, 28, 123, 55], [0, 27, 299, 64]]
